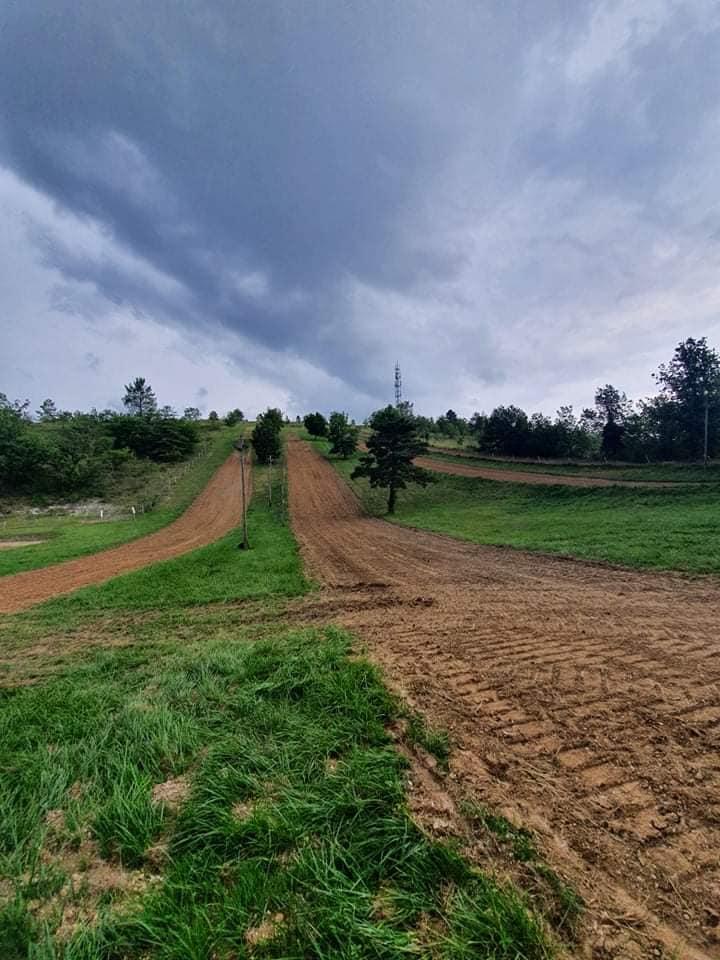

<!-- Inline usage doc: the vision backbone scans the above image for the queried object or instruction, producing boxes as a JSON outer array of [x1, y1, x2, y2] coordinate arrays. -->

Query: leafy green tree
[[158, 405, 176, 419], [122, 377, 157, 416], [0, 393, 31, 421], [108, 416, 198, 462], [351, 405, 435, 514], [482, 406, 530, 456], [304, 412, 328, 437], [37, 398, 59, 422], [653, 337, 720, 458], [251, 408, 282, 464], [327, 411, 359, 458], [594, 384, 631, 458], [224, 408, 244, 426], [262, 408, 284, 433], [183, 406, 201, 421]]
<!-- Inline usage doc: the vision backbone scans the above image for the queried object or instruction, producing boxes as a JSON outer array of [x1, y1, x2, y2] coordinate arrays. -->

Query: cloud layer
[[2, 0, 720, 418]]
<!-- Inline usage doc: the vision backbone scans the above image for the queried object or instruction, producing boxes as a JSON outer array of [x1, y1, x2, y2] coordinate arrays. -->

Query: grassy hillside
[[0, 426, 238, 578], [325, 444, 720, 574], [0, 464, 566, 959]]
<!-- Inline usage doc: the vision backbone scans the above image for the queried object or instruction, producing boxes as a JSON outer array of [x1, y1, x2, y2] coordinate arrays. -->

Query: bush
[[108, 415, 199, 462], [304, 412, 328, 437], [252, 409, 283, 464], [328, 411, 359, 458]]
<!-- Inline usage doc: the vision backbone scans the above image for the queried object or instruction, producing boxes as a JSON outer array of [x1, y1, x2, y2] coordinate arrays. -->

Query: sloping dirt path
[[358, 441, 684, 487], [415, 455, 687, 488], [0, 453, 247, 613], [288, 439, 720, 959]]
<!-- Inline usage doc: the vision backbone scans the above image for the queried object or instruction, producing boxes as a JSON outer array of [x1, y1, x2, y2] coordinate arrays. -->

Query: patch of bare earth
[[245, 912, 285, 947], [29, 810, 161, 941], [287, 438, 720, 960], [151, 775, 189, 811], [0, 539, 45, 549], [0, 453, 250, 614]]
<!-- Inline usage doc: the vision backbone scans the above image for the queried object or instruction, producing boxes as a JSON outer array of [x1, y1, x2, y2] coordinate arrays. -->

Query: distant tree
[[351, 405, 435, 514], [653, 337, 720, 458], [0, 393, 31, 421], [183, 406, 201, 421], [122, 377, 157, 416], [224, 408, 244, 426], [304, 412, 328, 437], [251, 408, 282, 464], [482, 405, 530, 457], [262, 408, 284, 433], [108, 415, 198, 462], [37, 398, 59, 422], [158, 405, 177, 419], [327, 411, 359, 459], [594, 385, 631, 459]]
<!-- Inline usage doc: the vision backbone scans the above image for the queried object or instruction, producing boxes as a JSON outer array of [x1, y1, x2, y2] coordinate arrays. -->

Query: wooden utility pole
[[235, 438, 250, 549]]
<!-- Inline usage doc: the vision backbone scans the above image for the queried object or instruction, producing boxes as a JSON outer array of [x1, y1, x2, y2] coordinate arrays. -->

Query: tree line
[[0, 377, 245, 498], [415, 338, 720, 462]]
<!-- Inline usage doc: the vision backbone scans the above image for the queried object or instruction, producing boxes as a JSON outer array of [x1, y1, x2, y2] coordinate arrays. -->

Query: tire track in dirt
[[288, 438, 720, 959], [0, 453, 247, 613]]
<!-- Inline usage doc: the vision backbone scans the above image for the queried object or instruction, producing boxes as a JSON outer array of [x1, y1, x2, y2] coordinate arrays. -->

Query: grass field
[[0, 427, 239, 578], [325, 443, 720, 574], [0, 461, 567, 958]]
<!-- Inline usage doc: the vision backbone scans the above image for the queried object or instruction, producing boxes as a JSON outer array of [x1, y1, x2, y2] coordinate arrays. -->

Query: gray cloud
[[1, 0, 720, 418]]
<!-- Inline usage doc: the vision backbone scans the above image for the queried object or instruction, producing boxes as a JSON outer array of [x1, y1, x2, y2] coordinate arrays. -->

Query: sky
[[2, 0, 720, 421]]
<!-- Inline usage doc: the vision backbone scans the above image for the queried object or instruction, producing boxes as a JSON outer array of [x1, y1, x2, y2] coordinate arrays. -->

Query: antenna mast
[[394, 362, 402, 406]]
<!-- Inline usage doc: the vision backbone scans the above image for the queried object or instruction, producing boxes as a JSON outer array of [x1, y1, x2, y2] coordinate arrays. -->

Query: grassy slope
[[0, 464, 565, 959], [0, 426, 239, 578], [325, 443, 720, 574]]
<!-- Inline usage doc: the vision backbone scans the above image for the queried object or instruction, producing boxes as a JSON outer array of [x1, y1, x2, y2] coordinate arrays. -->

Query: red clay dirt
[[288, 439, 720, 960], [0, 453, 247, 614], [414, 455, 686, 488], [358, 441, 682, 487]]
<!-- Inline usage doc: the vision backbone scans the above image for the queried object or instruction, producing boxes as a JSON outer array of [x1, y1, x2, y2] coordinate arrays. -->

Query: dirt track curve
[[288, 439, 720, 960], [415, 455, 687, 488], [0, 453, 246, 613]]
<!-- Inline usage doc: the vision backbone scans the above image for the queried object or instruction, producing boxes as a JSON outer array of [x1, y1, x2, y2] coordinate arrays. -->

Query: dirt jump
[[0, 453, 246, 614], [288, 439, 720, 960]]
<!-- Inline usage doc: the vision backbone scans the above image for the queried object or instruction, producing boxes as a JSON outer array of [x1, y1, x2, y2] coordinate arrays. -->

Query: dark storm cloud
[[2, 0, 720, 416]]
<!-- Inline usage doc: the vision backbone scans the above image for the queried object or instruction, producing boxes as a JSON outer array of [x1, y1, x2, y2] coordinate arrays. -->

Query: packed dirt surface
[[0, 539, 45, 550], [416, 455, 685, 488], [288, 439, 720, 959], [0, 454, 246, 613]]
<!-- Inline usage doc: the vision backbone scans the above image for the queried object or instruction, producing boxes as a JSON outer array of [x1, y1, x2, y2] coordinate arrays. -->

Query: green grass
[[0, 427, 239, 578], [0, 626, 557, 960], [327, 447, 720, 574]]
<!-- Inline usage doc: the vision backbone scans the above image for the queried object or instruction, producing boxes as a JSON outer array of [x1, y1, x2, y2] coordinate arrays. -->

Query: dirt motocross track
[[0, 453, 246, 613], [288, 439, 720, 960], [414, 455, 687, 488]]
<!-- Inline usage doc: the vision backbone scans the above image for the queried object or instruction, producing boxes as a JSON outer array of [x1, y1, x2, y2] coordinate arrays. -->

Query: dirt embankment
[[414, 455, 687, 488], [358, 441, 679, 488], [0, 454, 248, 613], [288, 439, 720, 960]]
